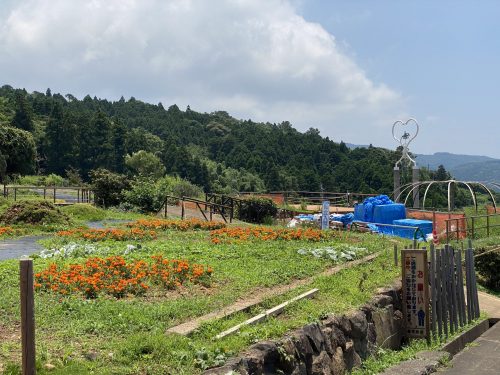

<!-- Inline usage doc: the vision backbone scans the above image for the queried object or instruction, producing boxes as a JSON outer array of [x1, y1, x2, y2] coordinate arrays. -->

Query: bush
[[237, 196, 278, 224], [124, 180, 161, 213], [44, 173, 66, 186], [123, 176, 203, 213], [475, 247, 500, 290], [90, 168, 130, 208], [61, 204, 106, 222], [0, 201, 71, 225]]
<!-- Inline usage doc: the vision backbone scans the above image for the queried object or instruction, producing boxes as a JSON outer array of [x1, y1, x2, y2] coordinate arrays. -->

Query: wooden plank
[[471, 248, 481, 319], [436, 247, 443, 337], [448, 247, 457, 332], [167, 252, 380, 336], [456, 248, 465, 327], [215, 289, 319, 339], [20, 259, 36, 375], [442, 247, 449, 337], [465, 247, 473, 323], [430, 244, 437, 335]]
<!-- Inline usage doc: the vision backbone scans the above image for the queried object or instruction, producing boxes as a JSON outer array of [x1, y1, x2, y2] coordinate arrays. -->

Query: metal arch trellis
[[395, 180, 498, 212]]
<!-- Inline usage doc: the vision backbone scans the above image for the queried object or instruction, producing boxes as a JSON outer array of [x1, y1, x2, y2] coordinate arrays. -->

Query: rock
[[238, 349, 265, 375], [291, 330, 314, 372], [85, 351, 98, 361], [372, 305, 402, 350], [320, 327, 335, 355], [291, 362, 308, 375], [331, 347, 346, 375], [303, 323, 325, 353], [371, 294, 393, 308], [44, 363, 56, 371], [343, 340, 362, 371], [353, 337, 369, 360], [335, 315, 352, 336], [349, 311, 368, 339], [251, 341, 280, 371], [277, 337, 299, 373], [366, 322, 377, 356], [329, 326, 347, 351], [311, 351, 333, 375]]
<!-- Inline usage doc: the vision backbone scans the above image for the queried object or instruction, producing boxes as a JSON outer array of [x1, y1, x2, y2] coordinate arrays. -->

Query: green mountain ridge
[[0, 85, 404, 194]]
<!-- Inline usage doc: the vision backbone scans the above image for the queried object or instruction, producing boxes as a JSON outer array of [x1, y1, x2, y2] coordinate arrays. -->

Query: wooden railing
[[161, 195, 233, 223]]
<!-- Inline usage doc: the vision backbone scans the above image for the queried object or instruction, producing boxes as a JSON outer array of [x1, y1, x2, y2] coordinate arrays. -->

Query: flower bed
[[0, 226, 14, 237], [210, 226, 333, 244], [56, 227, 157, 241], [128, 218, 226, 231], [34, 255, 213, 298]]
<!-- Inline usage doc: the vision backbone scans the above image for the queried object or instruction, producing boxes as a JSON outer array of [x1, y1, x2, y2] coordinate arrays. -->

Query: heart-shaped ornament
[[392, 118, 419, 148]]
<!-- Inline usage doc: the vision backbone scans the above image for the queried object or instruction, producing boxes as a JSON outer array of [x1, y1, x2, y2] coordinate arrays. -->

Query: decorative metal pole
[[392, 118, 420, 207]]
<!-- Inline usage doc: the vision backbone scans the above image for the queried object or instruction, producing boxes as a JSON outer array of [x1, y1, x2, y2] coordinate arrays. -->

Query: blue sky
[[0, 0, 498, 158], [298, 0, 500, 157]]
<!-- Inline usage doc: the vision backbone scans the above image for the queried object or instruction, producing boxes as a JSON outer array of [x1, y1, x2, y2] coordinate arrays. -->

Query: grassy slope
[[0, 221, 405, 374]]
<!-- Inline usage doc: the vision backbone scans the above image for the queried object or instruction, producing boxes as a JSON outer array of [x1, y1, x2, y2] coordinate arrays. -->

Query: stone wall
[[205, 284, 403, 375]]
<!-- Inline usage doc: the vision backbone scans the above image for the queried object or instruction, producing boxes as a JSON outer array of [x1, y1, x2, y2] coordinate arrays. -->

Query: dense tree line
[[0, 84, 408, 194]]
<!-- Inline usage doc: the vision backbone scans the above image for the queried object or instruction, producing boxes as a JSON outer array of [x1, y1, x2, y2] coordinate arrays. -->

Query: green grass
[[0, 219, 408, 374], [60, 204, 148, 223]]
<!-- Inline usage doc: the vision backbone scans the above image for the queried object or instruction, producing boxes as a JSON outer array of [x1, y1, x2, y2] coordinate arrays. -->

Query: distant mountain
[[345, 143, 368, 150], [415, 152, 497, 170], [347, 147, 500, 182], [450, 160, 500, 182]]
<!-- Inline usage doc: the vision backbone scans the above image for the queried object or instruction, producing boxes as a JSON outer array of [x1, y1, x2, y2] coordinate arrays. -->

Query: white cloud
[[0, 0, 406, 146]]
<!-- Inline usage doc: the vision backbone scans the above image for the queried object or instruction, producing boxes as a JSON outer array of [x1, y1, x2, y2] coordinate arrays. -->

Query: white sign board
[[321, 200, 330, 230], [402, 249, 430, 339]]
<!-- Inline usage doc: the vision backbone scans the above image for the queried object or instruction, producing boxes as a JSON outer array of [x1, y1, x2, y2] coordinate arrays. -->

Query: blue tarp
[[353, 195, 405, 223], [393, 219, 433, 238], [372, 204, 406, 224]]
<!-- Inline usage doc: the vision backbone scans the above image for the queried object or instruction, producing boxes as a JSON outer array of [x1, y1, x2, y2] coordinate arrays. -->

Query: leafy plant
[[237, 196, 278, 223]]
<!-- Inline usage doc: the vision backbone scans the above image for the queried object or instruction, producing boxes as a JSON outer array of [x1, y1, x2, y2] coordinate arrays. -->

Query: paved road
[[0, 220, 130, 261], [439, 321, 500, 374], [0, 235, 46, 261]]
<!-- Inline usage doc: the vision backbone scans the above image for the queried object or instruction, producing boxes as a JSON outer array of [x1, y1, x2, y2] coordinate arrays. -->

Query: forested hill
[[0, 85, 402, 193]]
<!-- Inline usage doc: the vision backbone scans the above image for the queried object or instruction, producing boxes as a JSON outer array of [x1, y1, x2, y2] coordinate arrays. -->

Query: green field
[[0, 203, 408, 374]]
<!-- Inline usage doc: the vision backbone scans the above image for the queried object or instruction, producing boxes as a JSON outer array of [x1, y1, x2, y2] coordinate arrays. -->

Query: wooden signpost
[[402, 249, 430, 339]]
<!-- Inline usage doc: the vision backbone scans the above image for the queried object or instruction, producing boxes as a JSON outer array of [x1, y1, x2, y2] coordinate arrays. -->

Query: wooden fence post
[[20, 259, 36, 375], [394, 244, 398, 266]]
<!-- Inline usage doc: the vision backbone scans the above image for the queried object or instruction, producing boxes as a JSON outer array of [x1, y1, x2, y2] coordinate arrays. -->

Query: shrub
[[0, 201, 71, 225], [124, 176, 203, 213], [44, 173, 66, 186], [61, 204, 106, 221], [90, 168, 130, 208], [475, 247, 500, 290], [237, 196, 278, 224], [124, 180, 161, 213]]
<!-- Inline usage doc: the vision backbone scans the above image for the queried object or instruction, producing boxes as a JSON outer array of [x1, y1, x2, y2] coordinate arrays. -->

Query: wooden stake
[[20, 259, 36, 375]]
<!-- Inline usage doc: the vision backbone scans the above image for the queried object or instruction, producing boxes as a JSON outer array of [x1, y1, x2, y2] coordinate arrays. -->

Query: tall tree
[[11, 92, 34, 132], [45, 102, 78, 175]]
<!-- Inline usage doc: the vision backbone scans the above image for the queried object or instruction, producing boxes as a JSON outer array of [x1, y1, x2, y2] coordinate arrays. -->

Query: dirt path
[[477, 290, 500, 318], [166, 252, 380, 336]]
